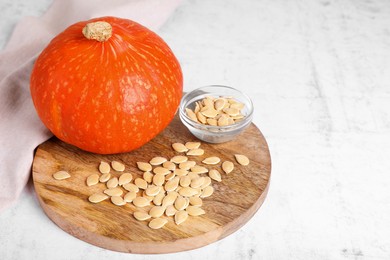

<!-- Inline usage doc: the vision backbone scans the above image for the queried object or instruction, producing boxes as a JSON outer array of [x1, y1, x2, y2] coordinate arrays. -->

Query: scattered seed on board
[[190, 165, 208, 174], [148, 218, 168, 229], [149, 206, 166, 218], [179, 161, 196, 170], [104, 187, 123, 197], [179, 176, 191, 187], [111, 196, 126, 206], [163, 161, 176, 171], [200, 186, 214, 198], [222, 161, 234, 174], [53, 170, 71, 180], [202, 157, 221, 165], [172, 143, 188, 153], [123, 183, 139, 193], [111, 161, 125, 172], [153, 166, 170, 175], [86, 174, 99, 186], [133, 197, 150, 207], [185, 142, 201, 150], [88, 193, 109, 203], [118, 173, 133, 186], [153, 174, 165, 186], [153, 192, 165, 206], [150, 156, 167, 166], [133, 211, 151, 221], [143, 172, 154, 184], [174, 196, 187, 211], [208, 169, 222, 182], [165, 172, 176, 181], [165, 205, 177, 216], [162, 192, 178, 206], [186, 149, 204, 156], [106, 177, 119, 189], [200, 177, 212, 189], [145, 185, 161, 197], [99, 173, 111, 183], [124, 191, 137, 203], [137, 162, 152, 172], [174, 210, 189, 225], [170, 155, 188, 164], [186, 206, 206, 216], [134, 178, 148, 190], [179, 187, 198, 197], [165, 177, 180, 192], [234, 154, 250, 166], [189, 196, 203, 207], [99, 162, 110, 174], [190, 177, 205, 189]]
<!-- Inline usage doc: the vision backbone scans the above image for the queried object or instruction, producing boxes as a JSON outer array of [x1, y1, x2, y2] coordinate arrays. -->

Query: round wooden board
[[32, 115, 271, 254]]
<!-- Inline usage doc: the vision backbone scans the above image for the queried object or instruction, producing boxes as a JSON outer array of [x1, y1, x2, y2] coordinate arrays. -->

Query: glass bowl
[[179, 85, 254, 143]]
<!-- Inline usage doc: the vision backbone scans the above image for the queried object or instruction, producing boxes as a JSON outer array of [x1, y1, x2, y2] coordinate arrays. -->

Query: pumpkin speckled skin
[[30, 17, 183, 154]]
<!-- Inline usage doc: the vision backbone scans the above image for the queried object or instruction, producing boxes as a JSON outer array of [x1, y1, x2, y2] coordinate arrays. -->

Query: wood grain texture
[[32, 115, 271, 254]]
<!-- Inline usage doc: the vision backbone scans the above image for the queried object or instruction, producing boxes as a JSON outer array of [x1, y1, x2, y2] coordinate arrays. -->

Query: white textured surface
[[1, 0, 390, 259]]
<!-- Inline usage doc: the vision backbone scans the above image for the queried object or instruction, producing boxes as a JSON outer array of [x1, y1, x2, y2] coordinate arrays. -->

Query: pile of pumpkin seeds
[[52, 141, 250, 229], [185, 96, 245, 126]]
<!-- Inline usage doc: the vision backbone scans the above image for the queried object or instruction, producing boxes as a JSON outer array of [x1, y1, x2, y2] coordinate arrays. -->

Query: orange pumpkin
[[30, 17, 183, 154]]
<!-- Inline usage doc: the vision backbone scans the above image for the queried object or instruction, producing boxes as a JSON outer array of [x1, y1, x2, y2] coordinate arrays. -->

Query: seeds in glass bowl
[[185, 96, 245, 126]]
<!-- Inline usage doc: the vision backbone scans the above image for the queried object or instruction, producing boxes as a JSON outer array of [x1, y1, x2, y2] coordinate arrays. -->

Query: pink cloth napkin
[[0, 0, 181, 212]]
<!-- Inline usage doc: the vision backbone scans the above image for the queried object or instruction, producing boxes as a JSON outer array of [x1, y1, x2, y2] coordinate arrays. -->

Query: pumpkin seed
[[143, 191, 154, 202], [153, 192, 165, 206], [190, 165, 208, 174], [223, 107, 240, 117], [202, 156, 221, 165], [134, 178, 148, 190], [133, 197, 150, 207], [187, 172, 200, 180], [200, 177, 212, 189], [179, 176, 191, 187], [234, 154, 250, 166], [186, 108, 198, 122], [186, 148, 204, 156], [99, 162, 110, 174], [189, 196, 203, 207], [153, 166, 170, 175], [150, 156, 167, 166], [165, 177, 180, 192], [185, 142, 201, 150], [218, 115, 230, 126], [88, 193, 109, 203], [143, 171, 154, 183], [153, 174, 165, 186], [214, 98, 227, 110], [170, 155, 188, 164], [222, 161, 234, 174], [186, 206, 206, 216], [165, 172, 176, 181], [104, 187, 123, 197], [230, 102, 245, 110], [53, 170, 71, 180], [178, 187, 198, 197], [149, 218, 168, 229], [174, 168, 189, 176], [172, 143, 188, 153], [201, 108, 218, 118], [208, 169, 222, 182], [86, 174, 99, 186], [133, 211, 151, 221], [118, 173, 133, 186], [179, 161, 196, 170], [163, 161, 176, 171], [165, 205, 177, 216], [200, 186, 214, 198], [111, 161, 125, 172], [106, 177, 119, 189], [174, 210, 189, 225], [206, 118, 218, 126], [203, 97, 214, 107], [190, 177, 205, 188], [124, 191, 137, 202], [196, 111, 207, 124], [174, 196, 187, 211], [99, 173, 111, 183], [162, 192, 178, 206], [149, 206, 166, 218], [137, 162, 152, 172], [145, 185, 161, 196], [123, 183, 139, 193], [111, 196, 126, 206]]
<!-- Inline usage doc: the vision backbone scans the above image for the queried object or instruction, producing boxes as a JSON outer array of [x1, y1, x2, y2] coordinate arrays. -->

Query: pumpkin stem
[[82, 21, 112, 42]]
